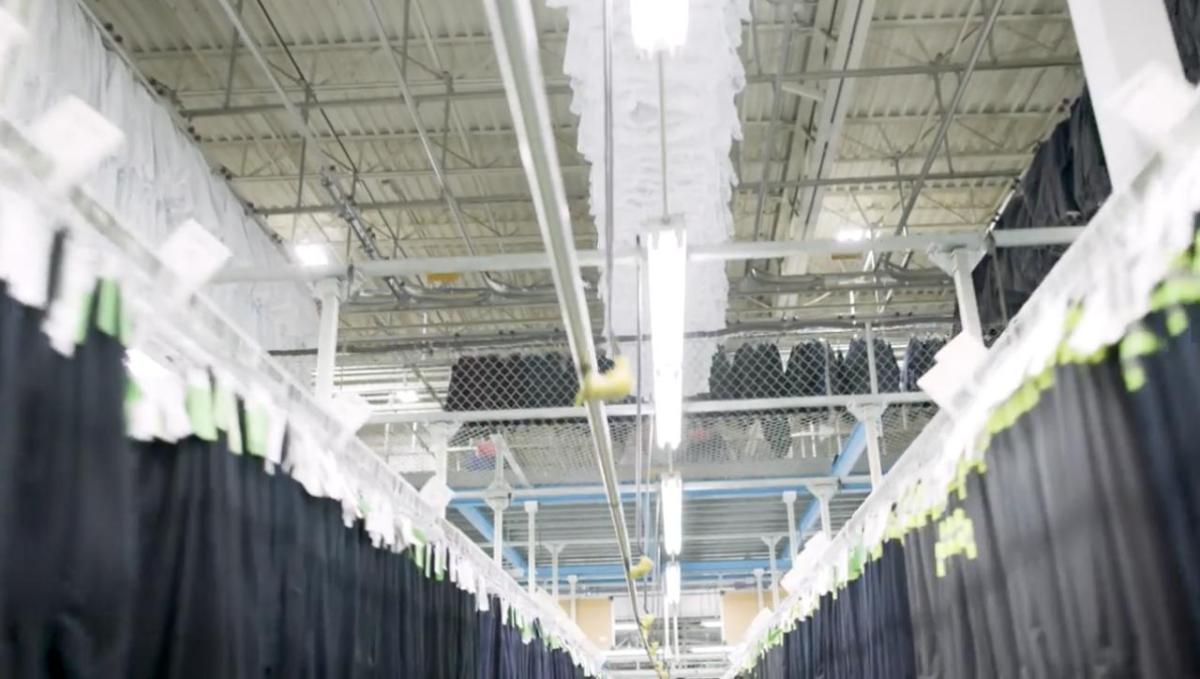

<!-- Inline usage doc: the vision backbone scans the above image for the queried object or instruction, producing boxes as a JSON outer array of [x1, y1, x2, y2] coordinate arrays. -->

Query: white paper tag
[[0, 186, 54, 308], [418, 475, 454, 518], [157, 220, 232, 299], [160, 371, 192, 442], [917, 332, 987, 413], [43, 239, 98, 357], [28, 97, 125, 191], [329, 391, 372, 437]]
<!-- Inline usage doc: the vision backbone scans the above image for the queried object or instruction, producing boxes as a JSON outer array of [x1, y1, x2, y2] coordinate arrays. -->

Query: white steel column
[[313, 278, 340, 401], [1065, 0, 1185, 190], [567, 575, 578, 620], [550, 544, 564, 599], [952, 249, 983, 341], [525, 501, 539, 594], [849, 403, 886, 488], [807, 483, 837, 537], [763, 536, 782, 608], [782, 491, 798, 559], [752, 568, 765, 610], [486, 496, 508, 565]]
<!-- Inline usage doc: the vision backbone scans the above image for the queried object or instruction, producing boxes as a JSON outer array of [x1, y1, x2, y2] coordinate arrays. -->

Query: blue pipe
[[799, 422, 867, 535]]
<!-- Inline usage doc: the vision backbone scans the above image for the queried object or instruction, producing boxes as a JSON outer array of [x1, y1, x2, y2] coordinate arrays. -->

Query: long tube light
[[665, 561, 681, 605], [630, 0, 690, 52], [662, 472, 683, 556], [645, 227, 687, 450]]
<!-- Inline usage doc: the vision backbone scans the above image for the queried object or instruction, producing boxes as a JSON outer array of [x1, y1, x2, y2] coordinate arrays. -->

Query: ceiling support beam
[[775, 0, 877, 288], [246, 170, 1018, 215], [177, 58, 1079, 119], [214, 227, 1084, 282]]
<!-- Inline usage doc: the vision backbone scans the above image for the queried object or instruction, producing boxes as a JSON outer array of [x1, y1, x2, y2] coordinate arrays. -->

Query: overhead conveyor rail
[[478, 0, 661, 671]]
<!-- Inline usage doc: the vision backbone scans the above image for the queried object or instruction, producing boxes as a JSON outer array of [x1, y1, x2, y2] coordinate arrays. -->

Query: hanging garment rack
[[0, 112, 603, 673], [725, 89, 1200, 676]]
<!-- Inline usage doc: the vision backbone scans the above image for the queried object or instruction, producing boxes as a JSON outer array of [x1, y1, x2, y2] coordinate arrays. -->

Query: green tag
[[75, 290, 94, 344], [414, 543, 426, 570], [124, 376, 143, 430], [213, 385, 242, 454], [186, 381, 218, 442], [96, 279, 121, 338], [1167, 306, 1189, 337], [1120, 326, 1162, 360], [244, 406, 269, 458]]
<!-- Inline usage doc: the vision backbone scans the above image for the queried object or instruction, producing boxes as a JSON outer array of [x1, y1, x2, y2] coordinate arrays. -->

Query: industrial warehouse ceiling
[[80, 0, 1083, 592]]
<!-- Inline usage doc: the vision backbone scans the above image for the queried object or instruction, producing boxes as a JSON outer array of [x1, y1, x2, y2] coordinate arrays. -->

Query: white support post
[[313, 278, 341, 401], [752, 568, 765, 611], [782, 491, 798, 560], [807, 482, 837, 538], [550, 544, 564, 599], [952, 249, 983, 341], [864, 322, 879, 395], [567, 574, 578, 621], [486, 495, 508, 566], [928, 246, 985, 341], [484, 447, 511, 566], [1064, 0, 1185, 191], [763, 535, 782, 608], [525, 501, 538, 594], [849, 403, 886, 489]]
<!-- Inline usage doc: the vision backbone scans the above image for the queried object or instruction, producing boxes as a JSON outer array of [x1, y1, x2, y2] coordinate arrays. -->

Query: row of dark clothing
[[709, 337, 944, 401], [0, 284, 591, 679], [973, 0, 1200, 334], [443, 336, 946, 417], [741, 307, 1200, 677], [972, 89, 1111, 332]]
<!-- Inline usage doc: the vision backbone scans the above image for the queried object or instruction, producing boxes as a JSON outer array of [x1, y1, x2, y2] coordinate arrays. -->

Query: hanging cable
[[657, 52, 670, 223], [603, 0, 618, 356]]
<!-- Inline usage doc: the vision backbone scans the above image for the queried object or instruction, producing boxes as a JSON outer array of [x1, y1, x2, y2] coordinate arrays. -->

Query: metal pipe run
[[214, 227, 1085, 283], [890, 0, 1007, 241], [525, 501, 538, 594], [313, 278, 340, 401], [480, 0, 656, 668], [369, 391, 931, 424]]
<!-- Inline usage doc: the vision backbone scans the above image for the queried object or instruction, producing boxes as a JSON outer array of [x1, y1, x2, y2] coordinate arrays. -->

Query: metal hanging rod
[[214, 227, 1084, 283]]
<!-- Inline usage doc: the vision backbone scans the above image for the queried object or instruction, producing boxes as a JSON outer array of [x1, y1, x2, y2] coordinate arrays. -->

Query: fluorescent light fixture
[[607, 647, 665, 659], [294, 243, 330, 267], [665, 561, 681, 605], [662, 472, 683, 556], [700, 619, 723, 629], [780, 82, 825, 102], [834, 227, 870, 243], [613, 621, 639, 632], [690, 645, 733, 655], [630, 0, 689, 52], [645, 227, 687, 450], [395, 387, 420, 404]]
